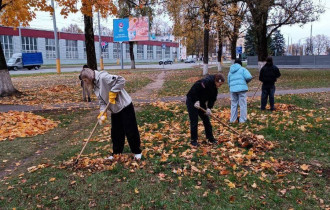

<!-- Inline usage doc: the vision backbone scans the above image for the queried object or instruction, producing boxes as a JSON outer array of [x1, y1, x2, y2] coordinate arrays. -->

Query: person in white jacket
[[80, 66, 142, 160]]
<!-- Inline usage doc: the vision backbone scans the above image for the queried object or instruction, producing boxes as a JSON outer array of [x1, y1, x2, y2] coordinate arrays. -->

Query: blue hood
[[229, 63, 241, 74]]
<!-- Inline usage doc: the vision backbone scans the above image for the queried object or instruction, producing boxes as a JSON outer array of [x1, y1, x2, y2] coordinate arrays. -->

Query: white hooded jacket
[[93, 71, 132, 113]]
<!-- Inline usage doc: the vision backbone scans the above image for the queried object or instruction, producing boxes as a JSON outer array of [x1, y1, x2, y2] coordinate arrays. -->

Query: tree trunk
[[253, 11, 268, 70], [0, 41, 19, 97], [231, 35, 238, 61], [203, 15, 210, 75], [84, 14, 97, 70], [129, 42, 135, 69], [217, 28, 223, 72]]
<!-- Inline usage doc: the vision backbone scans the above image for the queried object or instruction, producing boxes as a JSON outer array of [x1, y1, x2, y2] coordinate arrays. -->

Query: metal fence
[[247, 55, 330, 66]]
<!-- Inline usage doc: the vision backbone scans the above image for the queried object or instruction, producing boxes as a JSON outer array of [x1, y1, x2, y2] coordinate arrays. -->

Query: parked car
[[7, 52, 43, 71], [159, 59, 173, 65], [184, 58, 196, 63]]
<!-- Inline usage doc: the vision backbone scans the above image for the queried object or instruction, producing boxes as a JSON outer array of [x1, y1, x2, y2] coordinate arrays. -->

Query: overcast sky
[[29, 1, 330, 44]]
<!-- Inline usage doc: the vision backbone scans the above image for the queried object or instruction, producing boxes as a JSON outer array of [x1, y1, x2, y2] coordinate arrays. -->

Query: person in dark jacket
[[186, 74, 225, 146], [259, 57, 281, 111]]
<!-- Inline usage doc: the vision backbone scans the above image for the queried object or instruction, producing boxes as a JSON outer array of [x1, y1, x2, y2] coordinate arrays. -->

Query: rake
[[74, 102, 111, 165]]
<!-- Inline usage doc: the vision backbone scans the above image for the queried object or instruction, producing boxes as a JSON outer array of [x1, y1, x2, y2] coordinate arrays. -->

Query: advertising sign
[[113, 18, 129, 42], [236, 46, 243, 54], [113, 17, 149, 42], [101, 42, 108, 49]]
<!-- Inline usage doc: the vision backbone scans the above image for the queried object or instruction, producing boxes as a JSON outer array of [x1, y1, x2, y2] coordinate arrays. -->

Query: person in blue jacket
[[228, 59, 252, 123]]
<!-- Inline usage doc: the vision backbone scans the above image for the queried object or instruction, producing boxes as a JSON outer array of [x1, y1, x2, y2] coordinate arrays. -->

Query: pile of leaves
[[0, 111, 59, 141], [272, 103, 300, 111], [61, 155, 147, 173]]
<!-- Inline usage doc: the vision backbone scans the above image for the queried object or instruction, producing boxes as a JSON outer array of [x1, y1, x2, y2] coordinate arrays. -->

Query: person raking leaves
[[79, 66, 142, 160], [186, 73, 225, 146]]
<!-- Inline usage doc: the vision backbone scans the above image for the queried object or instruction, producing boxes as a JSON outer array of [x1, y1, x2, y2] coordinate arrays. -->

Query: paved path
[[9, 63, 199, 75], [1, 87, 329, 113]]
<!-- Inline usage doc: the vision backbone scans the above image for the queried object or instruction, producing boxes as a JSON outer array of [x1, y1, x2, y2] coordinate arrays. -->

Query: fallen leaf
[[300, 164, 310, 171], [134, 188, 139, 194], [251, 183, 257, 188], [49, 177, 56, 182]]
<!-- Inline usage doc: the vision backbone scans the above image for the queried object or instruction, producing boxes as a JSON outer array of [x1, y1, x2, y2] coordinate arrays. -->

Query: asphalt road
[[9, 62, 204, 75]]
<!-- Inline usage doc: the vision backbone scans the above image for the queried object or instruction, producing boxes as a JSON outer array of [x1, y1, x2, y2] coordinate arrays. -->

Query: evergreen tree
[[270, 30, 285, 56], [244, 27, 257, 56]]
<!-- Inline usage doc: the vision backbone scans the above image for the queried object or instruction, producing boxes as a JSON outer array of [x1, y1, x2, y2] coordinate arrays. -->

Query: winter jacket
[[93, 71, 132, 114], [228, 63, 252, 93], [259, 64, 281, 88], [186, 75, 218, 110]]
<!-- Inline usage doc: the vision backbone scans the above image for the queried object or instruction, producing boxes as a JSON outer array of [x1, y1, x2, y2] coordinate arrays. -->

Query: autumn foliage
[[0, 111, 59, 141]]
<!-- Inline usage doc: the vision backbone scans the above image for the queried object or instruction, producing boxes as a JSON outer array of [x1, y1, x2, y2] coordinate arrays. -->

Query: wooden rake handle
[[196, 106, 240, 135], [74, 102, 111, 164]]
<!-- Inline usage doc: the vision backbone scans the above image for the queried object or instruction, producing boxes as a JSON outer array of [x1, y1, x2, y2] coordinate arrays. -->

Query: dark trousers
[[186, 99, 214, 142], [261, 85, 276, 110], [111, 103, 141, 154]]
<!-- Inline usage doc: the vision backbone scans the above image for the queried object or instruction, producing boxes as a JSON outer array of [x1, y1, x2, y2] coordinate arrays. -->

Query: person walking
[[79, 66, 142, 160], [186, 74, 225, 146], [259, 56, 281, 111], [228, 59, 252, 123]]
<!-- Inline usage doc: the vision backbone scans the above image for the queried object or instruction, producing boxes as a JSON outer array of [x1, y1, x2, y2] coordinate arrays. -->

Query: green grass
[[158, 67, 330, 97], [0, 93, 329, 209]]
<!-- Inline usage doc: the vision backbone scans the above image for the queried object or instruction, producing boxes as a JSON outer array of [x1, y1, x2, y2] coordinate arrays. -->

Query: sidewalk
[[1, 87, 329, 112]]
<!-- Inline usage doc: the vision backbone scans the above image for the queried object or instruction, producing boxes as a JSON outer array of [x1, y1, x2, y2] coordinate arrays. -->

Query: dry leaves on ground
[[0, 111, 59, 141]]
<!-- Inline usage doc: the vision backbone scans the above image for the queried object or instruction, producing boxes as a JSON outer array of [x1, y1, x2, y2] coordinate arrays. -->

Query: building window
[[101, 43, 109, 59], [165, 46, 170, 58], [66, 40, 78, 59], [22, 37, 37, 53], [156, 46, 162, 59], [113, 43, 121, 59], [126, 44, 130, 59], [45, 38, 56, 59], [83, 42, 86, 59], [147, 45, 153, 59], [0, 35, 13, 60], [137, 45, 144, 59], [173, 48, 177, 60]]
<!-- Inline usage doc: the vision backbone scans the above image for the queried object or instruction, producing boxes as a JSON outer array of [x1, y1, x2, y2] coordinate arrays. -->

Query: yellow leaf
[[202, 191, 209, 197], [134, 188, 139, 194], [49, 177, 56, 182], [251, 183, 257, 188], [299, 126, 306, 132], [53, 196, 59, 200], [300, 164, 310, 171], [270, 157, 275, 162], [225, 179, 236, 189]]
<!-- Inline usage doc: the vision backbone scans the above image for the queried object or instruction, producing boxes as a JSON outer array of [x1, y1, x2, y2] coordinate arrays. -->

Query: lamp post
[[51, 0, 61, 74]]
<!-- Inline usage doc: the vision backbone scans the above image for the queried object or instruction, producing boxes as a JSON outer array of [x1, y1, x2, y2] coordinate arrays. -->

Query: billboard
[[113, 17, 149, 42]]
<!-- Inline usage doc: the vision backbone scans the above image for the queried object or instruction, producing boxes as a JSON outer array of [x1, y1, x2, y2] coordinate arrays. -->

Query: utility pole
[[310, 24, 313, 55], [18, 23, 22, 53], [51, 0, 61, 74], [287, 35, 289, 55], [98, 11, 104, 70]]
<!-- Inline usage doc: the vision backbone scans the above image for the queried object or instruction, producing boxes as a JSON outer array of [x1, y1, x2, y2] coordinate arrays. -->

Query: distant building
[[0, 26, 180, 64]]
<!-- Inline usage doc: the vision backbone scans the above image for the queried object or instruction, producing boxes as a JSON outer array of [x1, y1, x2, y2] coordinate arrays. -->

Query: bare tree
[[61, 24, 83, 33], [241, 0, 324, 69], [314, 34, 330, 55]]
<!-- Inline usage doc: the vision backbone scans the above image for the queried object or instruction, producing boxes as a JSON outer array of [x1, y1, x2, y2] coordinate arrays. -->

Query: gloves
[[109, 92, 118, 104], [194, 101, 200, 108], [206, 108, 212, 116], [97, 111, 107, 125]]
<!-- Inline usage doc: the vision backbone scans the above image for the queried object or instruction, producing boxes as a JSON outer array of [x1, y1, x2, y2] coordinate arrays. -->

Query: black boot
[[208, 138, 218, 144], [190, 140, 199, 147]]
